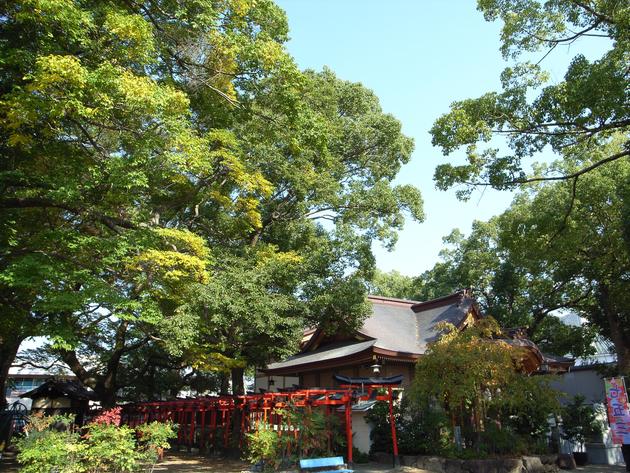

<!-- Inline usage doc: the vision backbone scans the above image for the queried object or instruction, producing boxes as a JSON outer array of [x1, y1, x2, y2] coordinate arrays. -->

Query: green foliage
[[1, 0, 422, 402], [367, 270, 420, 300], [16, 414, 84, 473], [16, 414, 177, 472], [410, 318, 561, 455], [410, 146, 630, 364], [560, 395, 604, 452], [431, 0, 629, 196], [275, 404, 345, 459], [82, 422, 140, 472], [365, 398, 451, 456], [245, 405, 344, 470], [136, 421, 178, 457], [246, 424, 282, 472]]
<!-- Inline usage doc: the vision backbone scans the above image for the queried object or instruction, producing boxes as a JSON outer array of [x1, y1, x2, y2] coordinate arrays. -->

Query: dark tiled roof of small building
[[20, 379, 97, 401]]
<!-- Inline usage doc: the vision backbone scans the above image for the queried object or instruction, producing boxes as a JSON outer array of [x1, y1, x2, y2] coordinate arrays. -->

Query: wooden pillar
[[345, 395, 353, 465], [388, 387, 399, 466], [189, 407, 195, 447]]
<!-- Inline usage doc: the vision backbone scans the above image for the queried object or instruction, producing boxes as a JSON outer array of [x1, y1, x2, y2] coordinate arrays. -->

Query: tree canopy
[[431, 0, 629, 198], [388, 139, 629, 372], [0, 0, 422, 405]]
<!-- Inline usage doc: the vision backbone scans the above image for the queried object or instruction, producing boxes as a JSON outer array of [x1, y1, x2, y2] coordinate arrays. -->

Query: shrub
[[561, 395, 604, 452], [15, 414, 85, 473], [82, 422, 140, 472], [16, 410, 177, 472], [136, 421, 177, 462], [245, 404, 345, 471], [246, 423, 282, 472], [365, 398, 451, 456]]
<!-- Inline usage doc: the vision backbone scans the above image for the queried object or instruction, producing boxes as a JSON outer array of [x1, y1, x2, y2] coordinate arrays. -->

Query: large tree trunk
[[59, 320, 136, 408], [231, 367, 244, 395], [58, 348, 120, 408], [599, 285, 630, 376], [0, 336, 24, 410], [219, 372, 230, 395]]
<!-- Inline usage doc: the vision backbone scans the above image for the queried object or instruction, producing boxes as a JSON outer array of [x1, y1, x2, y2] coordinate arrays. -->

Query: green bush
[[561, 395, 604, 452], [246, 423, 282, 472], [16, 411, 177, 472], [245, 404, 346, 471], [15, 415, 85, 473], [365, 398, 451, 456], [136, 421, 177, 461], [83, 422, 141, 472], [410, 318, 562, 457]]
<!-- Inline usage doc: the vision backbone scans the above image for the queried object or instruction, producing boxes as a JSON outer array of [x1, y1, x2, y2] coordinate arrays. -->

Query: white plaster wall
[[352, 411, 372, 454], [254, 373, 299, 393]]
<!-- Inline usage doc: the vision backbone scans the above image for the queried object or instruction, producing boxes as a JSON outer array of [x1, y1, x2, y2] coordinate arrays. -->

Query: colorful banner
[[605, 377, 630, 444]]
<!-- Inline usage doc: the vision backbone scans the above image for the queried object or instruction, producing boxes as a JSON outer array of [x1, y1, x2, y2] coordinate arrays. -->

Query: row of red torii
[[121, 375, 403, 465]]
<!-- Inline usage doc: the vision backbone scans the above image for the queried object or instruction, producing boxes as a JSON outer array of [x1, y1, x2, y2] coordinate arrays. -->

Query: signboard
[[604, 377, 630, 444]]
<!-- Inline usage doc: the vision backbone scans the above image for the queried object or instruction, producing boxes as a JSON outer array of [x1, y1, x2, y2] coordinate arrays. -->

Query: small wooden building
[[20, 379, 97, 424]]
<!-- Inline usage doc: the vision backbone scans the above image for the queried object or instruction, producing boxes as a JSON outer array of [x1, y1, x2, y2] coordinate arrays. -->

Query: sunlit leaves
[[431, 0, 629, 194]]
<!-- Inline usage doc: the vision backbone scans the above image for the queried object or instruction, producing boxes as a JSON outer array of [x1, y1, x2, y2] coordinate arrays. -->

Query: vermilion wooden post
[[388, 387, 399, 465], [210, 408, 217, 449], [200, 409, 206, 450], [345, 395, 353, 465], [189, 406, 196, 447]]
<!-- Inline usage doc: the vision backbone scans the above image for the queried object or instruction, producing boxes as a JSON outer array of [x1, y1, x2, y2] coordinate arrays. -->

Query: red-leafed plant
[[91, 407, 122, 426]]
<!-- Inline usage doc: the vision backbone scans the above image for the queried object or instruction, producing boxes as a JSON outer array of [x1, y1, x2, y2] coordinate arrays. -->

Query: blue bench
[[299, 456, 354, 473]]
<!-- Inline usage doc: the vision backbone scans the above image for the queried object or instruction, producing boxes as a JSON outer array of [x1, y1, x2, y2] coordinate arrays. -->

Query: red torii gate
[[121, 375, 402, 465]]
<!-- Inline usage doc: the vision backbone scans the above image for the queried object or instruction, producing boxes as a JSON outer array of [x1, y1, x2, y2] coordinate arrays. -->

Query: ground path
[[152, 454, 627, 473], [0, 452, 626, 472]]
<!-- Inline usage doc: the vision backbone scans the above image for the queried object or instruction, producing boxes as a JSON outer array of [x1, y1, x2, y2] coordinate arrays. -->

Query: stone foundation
[[375, 453, 560, 473]]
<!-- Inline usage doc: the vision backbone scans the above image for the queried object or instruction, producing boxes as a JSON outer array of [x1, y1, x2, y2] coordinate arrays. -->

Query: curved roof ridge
[[411, 290, 469, 312], [367, 294, 420, 305]]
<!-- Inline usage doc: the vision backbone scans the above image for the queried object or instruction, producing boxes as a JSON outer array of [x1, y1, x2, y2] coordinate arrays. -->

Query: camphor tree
[[423, 0, 629, 372], [367, 269, 421, 301], [0, 1, 423, 404], [496, 139, 630, 374], [431, 0, 629, 197], [181, 67, 423, 394], [397, 137, 628, 372], [0, 0, 299, 407]]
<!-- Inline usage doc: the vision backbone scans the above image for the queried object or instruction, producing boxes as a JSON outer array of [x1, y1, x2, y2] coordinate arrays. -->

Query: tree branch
[[0, 197, 137, 232], [464, 147, 630, 187]]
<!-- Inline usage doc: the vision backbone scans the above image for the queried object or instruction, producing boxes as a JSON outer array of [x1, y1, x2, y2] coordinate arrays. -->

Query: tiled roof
[[20, 379, 97, 401], [265, 291, 476, 373], [360, 293, 475, 354], [265, 340, 375, 371]]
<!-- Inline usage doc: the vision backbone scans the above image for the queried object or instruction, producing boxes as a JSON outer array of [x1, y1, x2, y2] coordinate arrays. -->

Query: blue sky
[[275, 0, 609, 276]]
